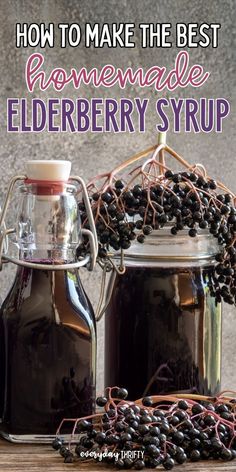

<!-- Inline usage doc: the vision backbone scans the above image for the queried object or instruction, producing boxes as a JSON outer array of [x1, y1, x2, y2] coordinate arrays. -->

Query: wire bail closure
[[0, 174, 98, 272], [96, 249, 125, 321]]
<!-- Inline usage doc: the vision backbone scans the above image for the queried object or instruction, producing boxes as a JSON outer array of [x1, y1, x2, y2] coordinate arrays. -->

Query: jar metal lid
[[111, 227, 220, 268]]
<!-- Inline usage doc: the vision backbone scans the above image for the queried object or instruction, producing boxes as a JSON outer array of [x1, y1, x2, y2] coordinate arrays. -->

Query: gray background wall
[[0, 0, 235, 393]]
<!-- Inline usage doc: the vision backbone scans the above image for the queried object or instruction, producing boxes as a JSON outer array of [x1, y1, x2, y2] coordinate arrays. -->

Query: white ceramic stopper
[[26, 160, 71, 181]]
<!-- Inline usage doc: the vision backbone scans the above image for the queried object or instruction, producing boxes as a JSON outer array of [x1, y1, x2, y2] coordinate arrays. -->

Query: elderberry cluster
[[77, 169, 236, 305], [53, 387, 236, 469]]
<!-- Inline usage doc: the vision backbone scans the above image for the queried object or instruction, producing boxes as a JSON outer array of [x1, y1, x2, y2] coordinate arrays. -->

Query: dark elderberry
[[159, 433, 167, 444], [100, 231, 110, 243], [199, 220, 208, 229], [144, 441, 160, 455], [189, 449, 201, 462], [189, 228, 197, 237], [115, 180, 124, 189], [52, 437, 63, 450], [95, 432, 107, 444], [135, 220, 144, 230], [116, 458, 125, 469], [134, 459, 145, 470], [143, 226, 153, 236], [209, 179, 217, 189], [115, 422, 125, 432], [175, 452, 187, 464], [125, 413, 136, 424], [201, 449, 211, 459], [96, 396, 108, 407], [178, 400, 189, 410], [140, 414, 153, 424], [192, 403, 204, 415], [107, 408, 116, 418], [148, 457, 163, 468], [64, 453, 74, 463], [183, 419, 193, 429], [159, 421, 170, 434], [98, 247, 107, 258], [142, 396, 153, 407], [115, 387, 128, 399], [172, 173, 182, 183], [158, 213, 168, 224], [92, 192, 100, 201], [149, 426, 161, 436], [191, 438, 201, 449], [220, 411, 234, 421], [221, 448, 233, 461], [188, 428, 200, 439], [137, 234, 145, 243], [216, 403, 229, 414], [131, 404, 141, 414], [138, 424, 149, 436], [138, 206, 146, 217], [123, 458, 134, 468], [77, 419, 92, 432], [132, 184, 142, 197], [75, 444, 87, 457], [120, 239, 131, 250], [172, 431, 184, 445], [165, 170, 174, 179], [82, 438, 94, 449], [171, 226, 178, 235], [204, 414, 215, 426], [188, 173, 197, 182], [211, 438, 223, 451], [163, 457, 175, 470], [59, 446, 71, 458], [169, 415, 179, 426], [101, 192, 112, 203], [88, 429, 98, 439]]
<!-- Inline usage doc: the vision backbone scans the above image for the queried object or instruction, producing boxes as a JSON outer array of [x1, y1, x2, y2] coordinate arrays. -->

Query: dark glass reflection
[[0, 267, 96, 436], [105, 266, 221, 399]]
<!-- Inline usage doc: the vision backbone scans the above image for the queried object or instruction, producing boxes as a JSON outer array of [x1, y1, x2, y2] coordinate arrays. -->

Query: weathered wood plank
[[0, 439, 236, 471]]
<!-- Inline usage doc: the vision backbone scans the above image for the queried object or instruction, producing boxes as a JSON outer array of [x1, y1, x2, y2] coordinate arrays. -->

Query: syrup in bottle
[[0, 160, 97, 442]]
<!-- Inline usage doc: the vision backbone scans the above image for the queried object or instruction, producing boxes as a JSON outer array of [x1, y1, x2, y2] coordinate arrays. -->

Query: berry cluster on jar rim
[[53, 386, 236, 469], [77, 168, 236, 306]]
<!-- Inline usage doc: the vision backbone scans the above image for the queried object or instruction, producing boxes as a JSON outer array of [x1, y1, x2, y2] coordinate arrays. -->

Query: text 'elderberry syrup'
[[105, 265, 221, 399]]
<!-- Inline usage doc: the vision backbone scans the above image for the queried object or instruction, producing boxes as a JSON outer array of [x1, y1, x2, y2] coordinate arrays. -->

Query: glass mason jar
[[105, 227, 221, 399], [0, 176, 96, 442]]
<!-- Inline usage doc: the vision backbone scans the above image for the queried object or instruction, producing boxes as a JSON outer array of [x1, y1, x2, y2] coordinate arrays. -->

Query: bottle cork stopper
[[26, 160, 71, 182]]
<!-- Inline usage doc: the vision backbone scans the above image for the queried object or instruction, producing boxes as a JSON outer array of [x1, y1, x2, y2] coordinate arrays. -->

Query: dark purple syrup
[[105, 266, 221, 399], [0, 266, 96, 436]]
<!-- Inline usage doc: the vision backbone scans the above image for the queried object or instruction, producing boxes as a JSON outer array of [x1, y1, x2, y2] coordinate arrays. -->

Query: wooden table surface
[[0, 438, 236, 472]]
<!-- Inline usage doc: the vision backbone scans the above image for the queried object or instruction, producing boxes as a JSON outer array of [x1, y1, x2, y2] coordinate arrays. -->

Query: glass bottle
[[105, 227, 222, 399], [0, 161, 97, 442]]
